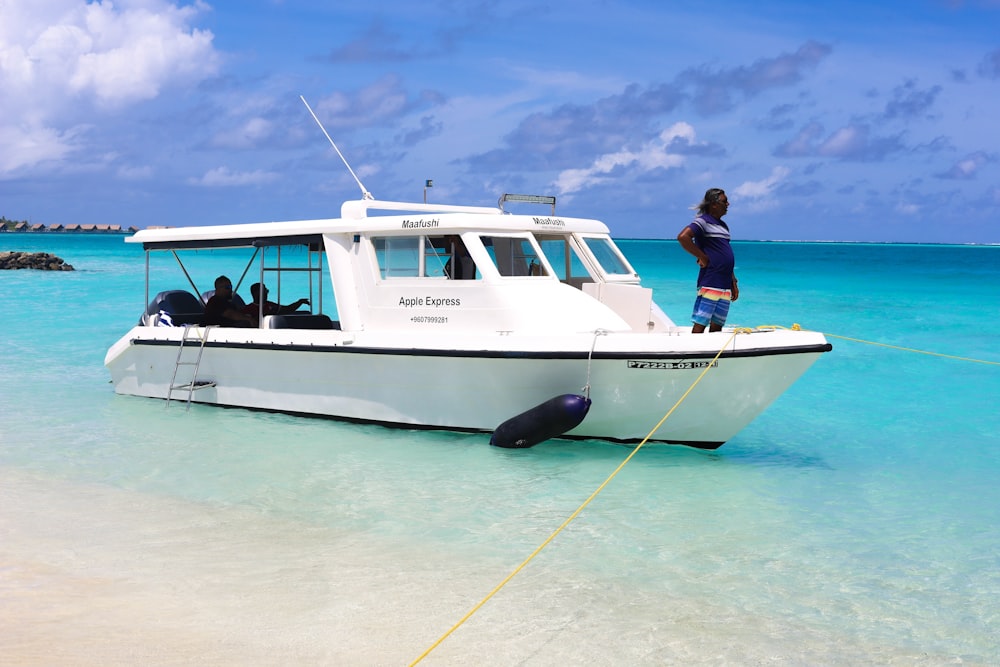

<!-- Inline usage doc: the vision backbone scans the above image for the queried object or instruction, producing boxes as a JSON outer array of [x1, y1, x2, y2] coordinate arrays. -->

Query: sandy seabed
[[1, 469, 973, 666]]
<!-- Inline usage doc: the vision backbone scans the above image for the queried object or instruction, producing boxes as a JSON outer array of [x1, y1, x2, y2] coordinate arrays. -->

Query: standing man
[[676, 188, 739, 333]]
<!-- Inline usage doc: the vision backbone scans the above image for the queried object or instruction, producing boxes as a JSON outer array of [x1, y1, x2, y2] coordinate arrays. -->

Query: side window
[[582, 236, 634, 277], [373, 237, 420, 278], [373, 235, 480, 279], [426, 235, 479, 280], [535, 235, 590, 281], [481, 235, 548, 277], [424, 236, 451, 277]]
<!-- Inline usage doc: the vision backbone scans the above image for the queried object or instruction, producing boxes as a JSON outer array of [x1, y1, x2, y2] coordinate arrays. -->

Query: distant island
[[1, 216, 138, 234]]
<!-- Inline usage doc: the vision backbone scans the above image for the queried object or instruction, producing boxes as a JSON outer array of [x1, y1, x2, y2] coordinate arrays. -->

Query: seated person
[[443, 235, 476, 280], [202, 275, 254, 327], [243, 282, 310, 322]]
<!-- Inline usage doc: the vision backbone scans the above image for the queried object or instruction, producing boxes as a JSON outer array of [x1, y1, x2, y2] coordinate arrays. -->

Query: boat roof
[[129, 198, 612, 250]]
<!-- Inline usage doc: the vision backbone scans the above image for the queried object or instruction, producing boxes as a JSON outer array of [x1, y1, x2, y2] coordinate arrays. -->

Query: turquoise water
[[1, 233, 998, 664]]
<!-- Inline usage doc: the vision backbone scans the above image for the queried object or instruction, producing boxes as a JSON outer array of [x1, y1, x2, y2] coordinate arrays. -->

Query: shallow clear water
[[1, 234, 998, 664]]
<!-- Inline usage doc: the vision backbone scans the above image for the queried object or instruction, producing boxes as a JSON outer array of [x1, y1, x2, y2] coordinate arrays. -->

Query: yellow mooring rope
[[409, 329, 742, 665], [410, 323, 998, 664], [756, 323, 1000, 366]]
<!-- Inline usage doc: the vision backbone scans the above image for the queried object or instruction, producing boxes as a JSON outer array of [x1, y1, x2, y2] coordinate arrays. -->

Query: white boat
[[104, 193, 832, 449]]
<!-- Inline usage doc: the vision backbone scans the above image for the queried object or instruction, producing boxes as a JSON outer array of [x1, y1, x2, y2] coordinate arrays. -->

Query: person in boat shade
[[243, 283, 310, 322], [676, 188, 739, 333], [203, 275, 254, 327], [444, 235, 475, 279]]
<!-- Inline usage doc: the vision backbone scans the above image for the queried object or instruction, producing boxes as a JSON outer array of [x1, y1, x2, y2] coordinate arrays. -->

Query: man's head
[[697, 188, 729, 218], [249, 283, 269, 301], [214, 275, 233, 293]]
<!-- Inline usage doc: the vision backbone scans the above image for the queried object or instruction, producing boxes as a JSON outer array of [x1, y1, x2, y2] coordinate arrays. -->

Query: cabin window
[[373, 235, 479, 280], [534, 235, 590, 282], [582, 236, 634, 277], [424, 236, 451, 277], [373, 237, 420, 278], [480, 235, 547, 277], [423, 235, 479, 279]]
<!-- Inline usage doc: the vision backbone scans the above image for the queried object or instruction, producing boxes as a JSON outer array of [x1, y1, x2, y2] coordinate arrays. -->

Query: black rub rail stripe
[[131, 338, 832, 360]]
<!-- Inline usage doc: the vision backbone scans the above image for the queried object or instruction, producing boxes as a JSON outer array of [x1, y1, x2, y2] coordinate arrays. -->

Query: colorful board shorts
[[691, 286, 732, 327]]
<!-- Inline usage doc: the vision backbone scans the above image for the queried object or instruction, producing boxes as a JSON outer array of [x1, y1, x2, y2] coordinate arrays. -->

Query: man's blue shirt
[[687, 213, 735, 290]]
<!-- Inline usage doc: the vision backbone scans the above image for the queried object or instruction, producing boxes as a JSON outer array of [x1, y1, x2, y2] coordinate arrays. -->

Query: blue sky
[[2, 0, 999, 242]]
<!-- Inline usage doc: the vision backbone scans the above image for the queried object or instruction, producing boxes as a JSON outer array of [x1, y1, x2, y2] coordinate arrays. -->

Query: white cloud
[[819, 126, 866, 157], [733, 166, 790, 212], [210, 117, 276, 150], [0, 123, 77, 172], [0, 0, 218, 174], [191, 166, 279, 187], [953, 155, 985, 177], [117, 164, 154, 180], [937, 151, 992, 180], [551, 122, 696, 197], [2, 0, 218, 108], [70, 11, 217, 106], [499, 61, 626, 95], [315, 75, 413, 129], [734, 166, 790, 198]]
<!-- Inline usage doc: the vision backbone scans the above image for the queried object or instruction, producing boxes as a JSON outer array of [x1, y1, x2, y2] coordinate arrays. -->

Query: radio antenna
[[300, 95, 373, 200]]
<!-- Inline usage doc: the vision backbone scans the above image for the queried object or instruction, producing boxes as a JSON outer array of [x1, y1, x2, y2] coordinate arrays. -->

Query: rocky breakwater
[[0, 251, 75, 270]]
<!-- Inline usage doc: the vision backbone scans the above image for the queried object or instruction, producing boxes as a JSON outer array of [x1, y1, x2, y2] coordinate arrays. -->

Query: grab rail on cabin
[[498, 193, 557, 214], [340, 199, 502, 220], [339, 194, 557, 220]]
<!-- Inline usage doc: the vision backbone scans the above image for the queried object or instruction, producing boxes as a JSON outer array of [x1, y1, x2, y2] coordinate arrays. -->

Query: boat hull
[[105, 327, 831, 447]]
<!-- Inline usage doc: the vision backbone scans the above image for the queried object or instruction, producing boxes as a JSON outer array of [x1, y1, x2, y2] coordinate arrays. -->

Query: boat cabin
[[131, 196, 677, 336]]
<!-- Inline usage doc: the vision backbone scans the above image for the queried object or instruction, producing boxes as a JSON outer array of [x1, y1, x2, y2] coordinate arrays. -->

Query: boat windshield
[[582, 236, 635, 277]]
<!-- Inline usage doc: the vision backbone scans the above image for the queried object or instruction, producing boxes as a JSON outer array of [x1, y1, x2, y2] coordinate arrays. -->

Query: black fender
[[490, 394, 592, 449]]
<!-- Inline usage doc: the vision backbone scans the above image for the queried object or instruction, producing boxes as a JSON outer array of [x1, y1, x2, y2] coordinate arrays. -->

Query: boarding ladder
[[166, 325, 217, 410]]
